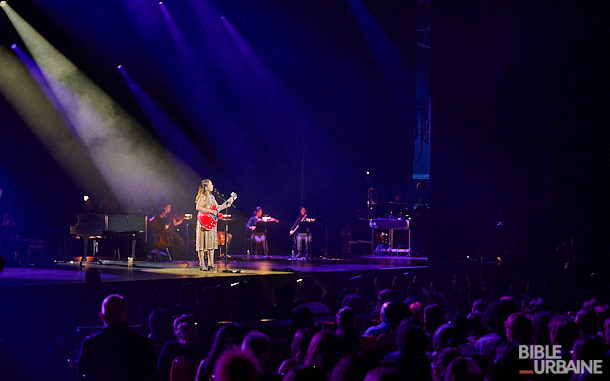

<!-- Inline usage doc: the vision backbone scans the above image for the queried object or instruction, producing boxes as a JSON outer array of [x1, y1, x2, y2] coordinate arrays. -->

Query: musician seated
[[159, 204, 184, 258], [246, 207, 275, 258], [290, 207, 315, 259]]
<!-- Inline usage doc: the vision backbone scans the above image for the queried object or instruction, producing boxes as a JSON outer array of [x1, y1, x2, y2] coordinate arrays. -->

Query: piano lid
[[70, 213, 147, 235]]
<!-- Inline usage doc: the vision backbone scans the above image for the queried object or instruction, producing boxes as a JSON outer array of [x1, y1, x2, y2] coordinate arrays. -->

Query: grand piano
[[70, 214, 147, 262]]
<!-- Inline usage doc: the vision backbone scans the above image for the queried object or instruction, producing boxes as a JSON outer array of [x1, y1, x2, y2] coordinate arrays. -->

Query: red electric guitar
[[198, 192, 237, 230]]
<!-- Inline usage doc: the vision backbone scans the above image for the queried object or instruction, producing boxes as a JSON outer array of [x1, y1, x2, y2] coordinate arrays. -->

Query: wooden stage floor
[[0, 255, 428, 287]]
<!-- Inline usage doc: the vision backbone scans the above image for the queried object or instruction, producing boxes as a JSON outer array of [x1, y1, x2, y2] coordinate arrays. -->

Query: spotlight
[[158, 1, 163, 4], [117, 64, 122, 69], [220, 16, 225, 20], [0, 2, 6, 7], [10, 44, 16, 50]]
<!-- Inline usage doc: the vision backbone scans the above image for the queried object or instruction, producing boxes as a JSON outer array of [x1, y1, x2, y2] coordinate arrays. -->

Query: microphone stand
[[214, 190, 241, 274]]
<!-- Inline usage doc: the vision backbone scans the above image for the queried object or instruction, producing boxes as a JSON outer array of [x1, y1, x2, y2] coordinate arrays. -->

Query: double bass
[[146, 199, 173, 250]]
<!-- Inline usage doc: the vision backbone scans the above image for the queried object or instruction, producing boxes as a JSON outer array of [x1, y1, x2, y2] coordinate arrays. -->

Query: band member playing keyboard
[[290, 207, 315, 259], [246, 207, 278, 258]]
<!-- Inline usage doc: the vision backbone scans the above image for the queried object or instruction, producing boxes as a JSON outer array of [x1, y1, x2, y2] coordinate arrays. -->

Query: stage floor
[[0, 254, 428, 287]]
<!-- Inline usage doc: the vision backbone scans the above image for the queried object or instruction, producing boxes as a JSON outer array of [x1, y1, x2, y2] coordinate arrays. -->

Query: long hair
[[202, 324, 244, 381], [196, 179, 211, 204]]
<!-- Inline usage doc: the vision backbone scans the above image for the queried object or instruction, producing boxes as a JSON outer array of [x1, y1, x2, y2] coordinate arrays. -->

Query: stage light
[[117, 64, 122, 69], [0, 2, 7, 8], [0, 44, 108, 197], [158, 1, 163, 5], [10, 44, 16, 49], [2, 2, 199, 209]]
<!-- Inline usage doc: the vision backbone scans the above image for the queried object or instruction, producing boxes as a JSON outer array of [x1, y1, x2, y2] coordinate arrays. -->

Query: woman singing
[[195, 179, 233, 271]]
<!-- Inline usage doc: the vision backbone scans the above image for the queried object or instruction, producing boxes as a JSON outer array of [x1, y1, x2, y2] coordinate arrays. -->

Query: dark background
[[430, 1, 609, 264]]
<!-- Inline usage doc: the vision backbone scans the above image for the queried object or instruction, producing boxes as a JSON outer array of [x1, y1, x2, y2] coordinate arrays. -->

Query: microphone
[[212, 188, 226, 198]]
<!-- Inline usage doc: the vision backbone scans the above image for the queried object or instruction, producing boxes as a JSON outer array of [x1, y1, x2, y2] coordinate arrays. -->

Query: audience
[[148, 308, 175, 357], [214, 346, 261, 381], [375, 300, 411, 356], [77, 294, 155, 381], [362, 302, 391, 338], [304, 331, 341, 377], [196, 324, 244, 381], [278, 328, 315, 376], [242, 330, 281, 381], [57, 256, 610, 381], [156, 314, 207, 381], [474, 299, 518, 356]]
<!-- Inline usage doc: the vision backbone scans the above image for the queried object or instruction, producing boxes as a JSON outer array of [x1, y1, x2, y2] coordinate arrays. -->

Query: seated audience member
[[269, 283, 296, 320], [278, 328, 315, 377], [372, 289, 393, 316], [443, 355, 469, 381], [336, 306, 355, 330], [432, 348, 460, 381], [363, 302, 391, 338], [488, 343, 534, 381], [292, 283, 330, 315], [576, 308, 599, 337], [382, 322, 430, 380], [432, 324, 479, 365], [548, 314, 578, 360], [375, 301, 411, 356], [157, 314, 207, 381], [341, 293, 368, 315], [432, 324, 481, 379], [424, 304, 444, 338], [292, 306, 316, 332], [474, 299, 518, 356], [335, 306, 360, 355], [176, 283, 198, 316], [572, 335, 606, 381], [77, 294, 155, 381], [196, 324, 244, 381], [214, 346, 260, 381], [337, 325, 362, 357], [148, 308, 175, 356], [530, 310, 553, 345], [304, 331, 341, 377], [241, 330, 280, 381], [505, 312, 532, 345], [409, 301, 424, 327]]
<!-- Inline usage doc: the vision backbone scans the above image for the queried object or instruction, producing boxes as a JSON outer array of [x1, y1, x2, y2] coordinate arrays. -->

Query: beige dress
[[196, 194, 218, 251]]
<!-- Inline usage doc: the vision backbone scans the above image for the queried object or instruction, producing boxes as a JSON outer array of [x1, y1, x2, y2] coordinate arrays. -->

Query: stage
[[0, 254, 428, 287]]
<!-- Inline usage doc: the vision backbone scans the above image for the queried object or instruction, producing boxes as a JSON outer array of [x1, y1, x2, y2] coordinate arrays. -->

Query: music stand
[[215, 192, 241, 274], [184, 221, 196, 267]]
